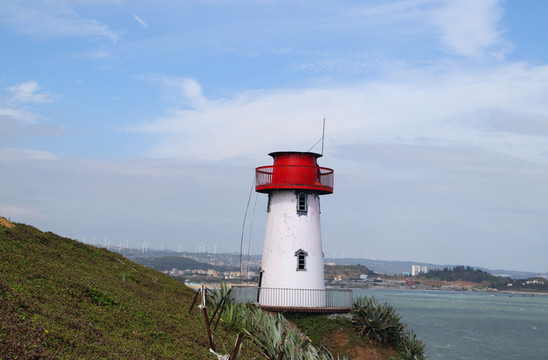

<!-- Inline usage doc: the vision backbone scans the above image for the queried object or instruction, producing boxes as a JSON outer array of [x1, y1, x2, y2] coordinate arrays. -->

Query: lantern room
[[255, 151, 334, 194]]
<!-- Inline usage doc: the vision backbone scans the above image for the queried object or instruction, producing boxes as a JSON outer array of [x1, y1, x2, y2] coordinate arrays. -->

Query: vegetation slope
[[0, 217, 260, 359], [1, 217, 424, 359]]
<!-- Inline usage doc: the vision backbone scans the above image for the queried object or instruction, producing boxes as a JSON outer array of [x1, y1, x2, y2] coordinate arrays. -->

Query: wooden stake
[[189, 288, 201, 314], [201, 285, 215, 351], [229, 333, 245, 360]]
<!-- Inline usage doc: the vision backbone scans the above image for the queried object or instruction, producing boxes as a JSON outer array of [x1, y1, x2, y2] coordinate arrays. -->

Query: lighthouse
[[255, 151, 334, 310]]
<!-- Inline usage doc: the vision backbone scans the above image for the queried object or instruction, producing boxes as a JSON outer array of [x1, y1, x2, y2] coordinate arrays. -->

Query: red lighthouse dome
[[255, 151, 334, 194]]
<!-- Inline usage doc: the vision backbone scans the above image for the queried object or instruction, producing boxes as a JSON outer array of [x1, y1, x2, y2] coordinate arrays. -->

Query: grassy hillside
[[0, 217, 424, 359], [0, 217, 258, 359]]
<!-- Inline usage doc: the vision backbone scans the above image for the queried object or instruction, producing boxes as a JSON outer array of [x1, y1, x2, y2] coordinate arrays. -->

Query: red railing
[[255, 165, 334, 194]]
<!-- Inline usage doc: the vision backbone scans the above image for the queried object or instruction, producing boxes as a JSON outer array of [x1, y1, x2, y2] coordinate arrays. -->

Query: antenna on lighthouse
[[306, 118, 326, 153], [321, 117, 325, 155]]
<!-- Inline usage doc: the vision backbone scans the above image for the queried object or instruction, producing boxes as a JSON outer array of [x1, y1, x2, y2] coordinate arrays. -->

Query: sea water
[[352, 289, 548, 360]]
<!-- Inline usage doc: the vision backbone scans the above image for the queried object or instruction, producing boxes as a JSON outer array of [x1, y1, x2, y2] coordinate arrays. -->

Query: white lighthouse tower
[[255, 151, 334, 310]]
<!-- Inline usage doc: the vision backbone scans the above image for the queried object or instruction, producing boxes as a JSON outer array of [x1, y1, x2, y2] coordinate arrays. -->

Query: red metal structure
[[255, 151, 334, 194]]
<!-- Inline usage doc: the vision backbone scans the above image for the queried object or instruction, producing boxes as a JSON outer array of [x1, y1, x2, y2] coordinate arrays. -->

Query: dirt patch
[[330, 332, 393, 360], [0, 217, 14, 228]]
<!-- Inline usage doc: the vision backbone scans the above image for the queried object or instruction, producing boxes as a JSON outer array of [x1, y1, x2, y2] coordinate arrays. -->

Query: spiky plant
[[242, 308, 344, 360], [207, 283, 233, 311], [351, 296, 405, 347], [397, 329, 426, 360]]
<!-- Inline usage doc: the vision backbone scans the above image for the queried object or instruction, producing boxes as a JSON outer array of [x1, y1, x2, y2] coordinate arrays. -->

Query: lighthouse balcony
[[255, 165, 334, 194], [231, 286, 352, 313]]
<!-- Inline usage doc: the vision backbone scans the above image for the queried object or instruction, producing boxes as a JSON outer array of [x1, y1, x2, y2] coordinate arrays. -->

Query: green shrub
[[397, 329, 426, 360], [207, 283, 233, 314], [351, 296, 425, 360], [351, 296, 404, 346], [209, 293, 346, 360]]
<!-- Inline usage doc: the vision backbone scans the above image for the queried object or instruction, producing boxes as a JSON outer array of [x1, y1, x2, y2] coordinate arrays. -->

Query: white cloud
[[179, 78, 208, 108], [138, 75, 209, 109], [132, 14, 149, 29], [0, 106, 42, 125], [76, 48, 111, 60], [431, 0, 510, 58], [7, 81, 54, 104], [0, 81, 52, 133], [0, 2, 123, 41], [131, 64, 548, 165], [0, 148, 60, 161]]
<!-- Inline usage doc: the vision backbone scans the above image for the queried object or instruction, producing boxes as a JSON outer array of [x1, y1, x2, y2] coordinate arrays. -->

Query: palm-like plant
[[206, 286, 349, 359], [243, 308, 344, 360], [351, 296, 404, 346], [207, 283, 233, 310], [351, 296, 425, 360], [397, 329, 426, 360]]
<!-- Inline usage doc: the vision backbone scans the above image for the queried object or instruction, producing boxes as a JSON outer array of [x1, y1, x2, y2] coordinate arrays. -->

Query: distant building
[[411, 265, 427, 276]]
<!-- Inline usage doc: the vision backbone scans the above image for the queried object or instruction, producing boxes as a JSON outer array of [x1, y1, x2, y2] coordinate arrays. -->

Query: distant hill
[[0, 218, 259, 359], [133, 255, 237, 273], [126, 251, 544, 279], [421, 265, 509, 287], [323, 257, 544, 280], [324, 264, 377, 280], [419, 265, 548, 292]]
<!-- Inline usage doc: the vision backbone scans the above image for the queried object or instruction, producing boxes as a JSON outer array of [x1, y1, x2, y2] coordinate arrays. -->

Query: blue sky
[[1, 0, 547, 273]]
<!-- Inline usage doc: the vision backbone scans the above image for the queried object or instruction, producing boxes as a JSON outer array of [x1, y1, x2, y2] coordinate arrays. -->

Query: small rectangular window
[[297, 193, 307, 212], [297, 255, 306, 270], [295, 249, 308, 271]]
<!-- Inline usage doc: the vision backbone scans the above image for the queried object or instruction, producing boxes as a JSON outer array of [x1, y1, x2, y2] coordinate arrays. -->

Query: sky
[[1, 0, 547, 273]]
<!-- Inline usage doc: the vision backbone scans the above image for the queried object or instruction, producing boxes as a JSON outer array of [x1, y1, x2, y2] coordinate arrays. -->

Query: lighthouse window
[[267, 193, 272, 212], [297, 192, 307, 213], [295, 249, 308, 271]]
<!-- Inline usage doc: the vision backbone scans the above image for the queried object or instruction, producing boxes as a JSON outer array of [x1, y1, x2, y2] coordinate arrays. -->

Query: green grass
[[0, 219, 261, 359]]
